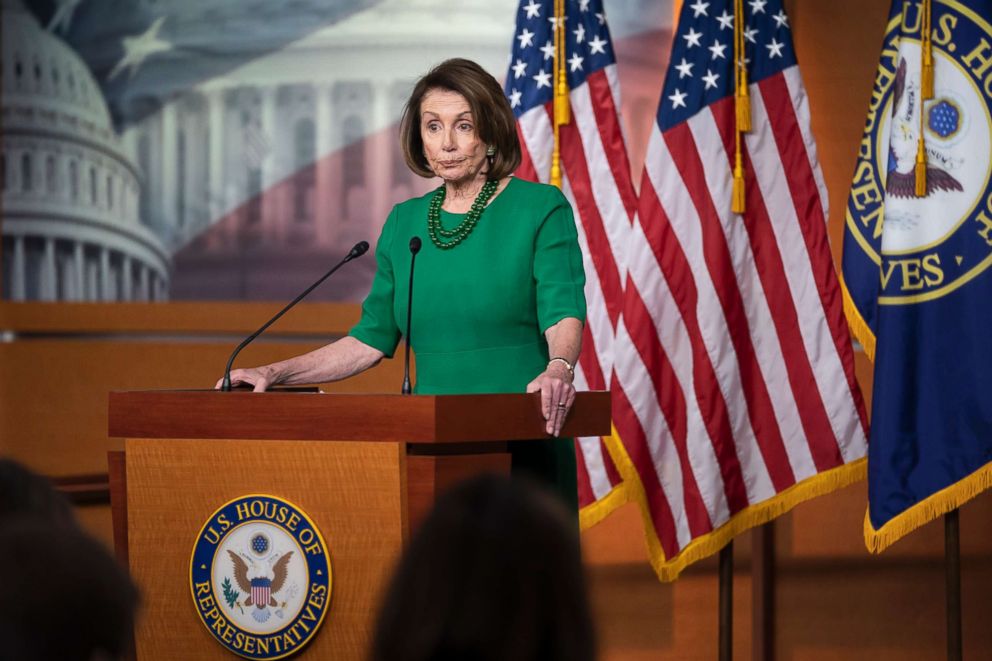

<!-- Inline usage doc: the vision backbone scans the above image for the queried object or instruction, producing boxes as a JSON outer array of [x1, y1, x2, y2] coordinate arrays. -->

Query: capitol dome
[[1, 0, 170, 301]]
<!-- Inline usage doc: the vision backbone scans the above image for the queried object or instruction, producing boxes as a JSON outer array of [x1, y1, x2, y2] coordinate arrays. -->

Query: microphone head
[[409, 236, 422, 254], [349, 241, 370, 259]]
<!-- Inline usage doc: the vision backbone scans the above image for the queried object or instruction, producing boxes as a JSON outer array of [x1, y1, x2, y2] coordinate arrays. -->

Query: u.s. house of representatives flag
[[843, 0, 992, 552], [613, 0, 868, 580], [504, 0, 635, 524]]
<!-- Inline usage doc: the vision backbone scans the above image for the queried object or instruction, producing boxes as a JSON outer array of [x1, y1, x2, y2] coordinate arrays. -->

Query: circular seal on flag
[[189, 495, 331, 659], [848, 1, 992, 305]]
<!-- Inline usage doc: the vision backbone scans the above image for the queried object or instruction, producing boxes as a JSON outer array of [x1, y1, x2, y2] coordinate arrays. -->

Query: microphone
[[401, 236, 422, 395], [220, 241, 369, 391]]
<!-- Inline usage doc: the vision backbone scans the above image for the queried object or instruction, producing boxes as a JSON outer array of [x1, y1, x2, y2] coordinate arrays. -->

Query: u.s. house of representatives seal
[[847, 1, 992, 305], [190, 495, 332, 659]]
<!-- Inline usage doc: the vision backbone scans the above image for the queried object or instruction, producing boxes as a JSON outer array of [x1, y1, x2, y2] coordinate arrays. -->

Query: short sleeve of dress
[[534, 188, 587, 333], [348, 207, 401, 358]]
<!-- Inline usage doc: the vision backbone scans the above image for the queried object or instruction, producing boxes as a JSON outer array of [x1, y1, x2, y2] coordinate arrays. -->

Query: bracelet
[[547, 356, 574, 378]]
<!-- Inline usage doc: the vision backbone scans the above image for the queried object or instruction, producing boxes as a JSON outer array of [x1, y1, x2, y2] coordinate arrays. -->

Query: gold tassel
[[733, 0, 751, 132], [921, 0, 934, 99], [736, 71, 751, 132], [732, 150, 746, 213], [914, 137, 927, 197], [555, 78, 571, 126]]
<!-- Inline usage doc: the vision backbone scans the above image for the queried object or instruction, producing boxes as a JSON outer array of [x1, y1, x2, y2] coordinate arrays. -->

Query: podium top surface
[[108, 390, 611, 443]]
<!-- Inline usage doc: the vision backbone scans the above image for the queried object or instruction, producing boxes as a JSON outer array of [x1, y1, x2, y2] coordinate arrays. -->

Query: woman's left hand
[[526, 363, 576, 437]]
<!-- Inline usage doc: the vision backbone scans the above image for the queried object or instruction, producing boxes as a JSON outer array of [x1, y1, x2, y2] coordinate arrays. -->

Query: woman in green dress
[[223, 59, 586, 509]]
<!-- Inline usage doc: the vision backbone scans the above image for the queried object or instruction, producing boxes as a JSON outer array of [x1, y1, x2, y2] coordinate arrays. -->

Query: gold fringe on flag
[[838, 271, 877, 362], [921, 0, 934, 99], [865, 460, 992, 553], [602, 424, 867, 581], [550, 0, 570, 188]]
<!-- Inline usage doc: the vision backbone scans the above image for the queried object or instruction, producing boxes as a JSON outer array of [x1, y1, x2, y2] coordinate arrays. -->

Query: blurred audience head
[[372, 473, 596, 661], [0, 457, 77, 526], [0, 458, 139, 661]]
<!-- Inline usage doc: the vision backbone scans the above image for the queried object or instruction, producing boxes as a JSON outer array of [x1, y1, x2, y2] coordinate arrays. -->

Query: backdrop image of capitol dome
[[0, 0, 516, 303], [1, 0, 170, 302], [1, 0, 672, 304]]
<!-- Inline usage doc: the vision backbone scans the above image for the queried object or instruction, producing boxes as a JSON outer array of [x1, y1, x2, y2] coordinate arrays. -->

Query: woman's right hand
[[215, 365, 279, 392]]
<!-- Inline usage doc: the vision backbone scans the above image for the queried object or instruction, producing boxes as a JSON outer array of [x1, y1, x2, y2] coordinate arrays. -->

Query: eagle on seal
[[227, 549, 294, 608]]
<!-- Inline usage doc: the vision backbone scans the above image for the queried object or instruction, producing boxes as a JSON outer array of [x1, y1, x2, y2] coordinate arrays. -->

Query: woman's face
[[420, 88, 488, 186]]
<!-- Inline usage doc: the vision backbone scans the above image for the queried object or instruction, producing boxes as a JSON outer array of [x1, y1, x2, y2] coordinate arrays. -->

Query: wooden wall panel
[[0, 339, 408, 476]]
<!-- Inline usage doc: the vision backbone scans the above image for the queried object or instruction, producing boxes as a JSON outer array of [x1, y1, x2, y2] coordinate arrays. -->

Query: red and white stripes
[[613, 66, 868, 565]]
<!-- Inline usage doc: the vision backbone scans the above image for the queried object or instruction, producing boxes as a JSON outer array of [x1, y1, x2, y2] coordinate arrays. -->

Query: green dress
[[348, 177, 587, 510]]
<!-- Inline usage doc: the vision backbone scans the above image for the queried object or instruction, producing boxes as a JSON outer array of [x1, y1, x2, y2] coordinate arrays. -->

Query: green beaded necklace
[[427, 179, 499, 250]]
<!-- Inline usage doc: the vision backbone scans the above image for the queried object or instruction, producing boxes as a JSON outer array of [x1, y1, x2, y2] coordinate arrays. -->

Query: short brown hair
[[400, 58, 522, 181]]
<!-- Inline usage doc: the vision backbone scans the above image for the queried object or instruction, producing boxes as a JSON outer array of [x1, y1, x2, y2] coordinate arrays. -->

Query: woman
[[222, 58, 586, 508]]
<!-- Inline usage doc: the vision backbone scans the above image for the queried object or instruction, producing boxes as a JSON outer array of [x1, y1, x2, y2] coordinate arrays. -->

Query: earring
[[486, 145, 496, 157]]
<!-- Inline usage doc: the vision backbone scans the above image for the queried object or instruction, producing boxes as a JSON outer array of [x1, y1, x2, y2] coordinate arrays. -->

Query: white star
[[708, 40, 727, 59], [107, 16, 171, 81], [674, 57, 694, 78], [749, 0, 768, 14], [574, 23, 586, 43], [716, 10, 734, 30], [523, 0, 541, 19], [568, 52, 584, 72], [588, 35, 608, 54], [47, 0, 83, 34], [512, 59, 527, 79], [509, 88, 522, 108], [744, 27, 758, 44], [683, 28, 703, 48], [517, 28, 535, 48], [773, 9, 789, 28], [702, 69, 720, 89], [548, 15, 565, 31], [595, 12, 606, 25], [689, 0, 710, 17], [668, 88, 688, 109], [533, 69, 552, 89], [540, 40, 556, 60], [766, 38, 784, 58], [579, 0, 590, 11]]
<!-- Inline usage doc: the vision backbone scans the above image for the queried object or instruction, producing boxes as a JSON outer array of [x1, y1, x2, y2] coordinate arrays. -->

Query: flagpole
[[719, 541, 733, 661], [945, 509, 962, 661], [751, 523, 775, 661]]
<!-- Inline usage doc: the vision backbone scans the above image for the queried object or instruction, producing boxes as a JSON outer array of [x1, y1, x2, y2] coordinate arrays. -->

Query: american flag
[[612, 0, 869, 579], [506, 0, 637, 526], [504, 0, 635, 521]]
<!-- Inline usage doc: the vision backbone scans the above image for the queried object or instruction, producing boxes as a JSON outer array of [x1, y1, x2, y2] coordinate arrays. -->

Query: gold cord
[[732, 0, 747, 213], [551, 0, 570, 188], [915, 0, 932, 196]]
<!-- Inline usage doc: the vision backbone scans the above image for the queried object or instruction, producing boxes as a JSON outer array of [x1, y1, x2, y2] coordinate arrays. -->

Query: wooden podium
[[108, 390, 610, 661]]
